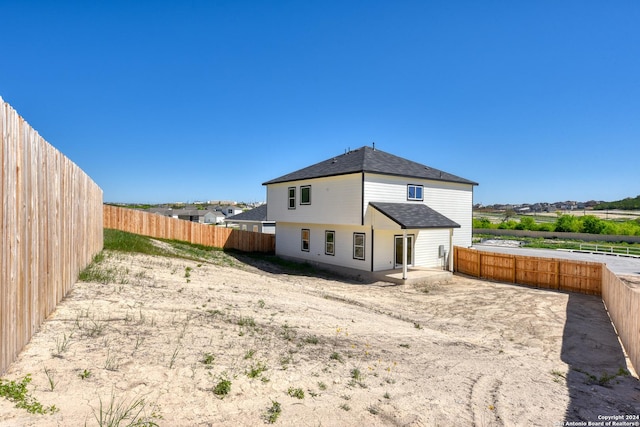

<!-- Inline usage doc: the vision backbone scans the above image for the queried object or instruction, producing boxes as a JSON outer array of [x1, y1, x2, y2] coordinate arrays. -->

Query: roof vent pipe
[[372, 142, 376, 151]]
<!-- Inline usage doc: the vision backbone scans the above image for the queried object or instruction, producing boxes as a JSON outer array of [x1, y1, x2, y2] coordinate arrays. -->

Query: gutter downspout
[[449, 228, 454, 271], [402, 229, 408, 280]]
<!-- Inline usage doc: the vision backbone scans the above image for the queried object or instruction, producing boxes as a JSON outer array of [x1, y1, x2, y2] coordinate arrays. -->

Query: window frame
[[407, 184, 424, 201], [288, 187, 296, 209], [300, 185, 311, 205], [353, 232, 365, 260], [301, 228, 310, 252], [325, 230, 335, 256]]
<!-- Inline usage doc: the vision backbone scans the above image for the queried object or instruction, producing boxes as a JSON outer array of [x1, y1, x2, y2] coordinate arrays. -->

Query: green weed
[[213, 378, 231, 397], [43, 366, 56, 391], [329, 352, 343, 363], [246, 362, 268, 379], [265, 400, 282, 424], [201, 353, 215, 366], [92, 391, 160, 427], [0, 374, 58, 414], [287, 387, 304, 399]]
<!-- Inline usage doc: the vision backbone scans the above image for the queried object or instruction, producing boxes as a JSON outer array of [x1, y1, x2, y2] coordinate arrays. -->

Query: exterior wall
[[275, 222, 371, 271], [415, 228, 450, 269], [363, 173, 473, 247], [373, 228, 450, 271], [266, 174, 363, 225]]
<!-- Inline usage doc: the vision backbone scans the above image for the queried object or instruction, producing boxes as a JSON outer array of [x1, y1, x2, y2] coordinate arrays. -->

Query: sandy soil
[[1, 249, 639, 427]]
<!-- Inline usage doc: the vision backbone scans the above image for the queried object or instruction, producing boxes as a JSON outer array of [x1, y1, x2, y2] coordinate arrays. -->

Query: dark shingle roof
[[226, 204, 269, 222], [369, 202, 460, 229], [262, 146, 477, 185]]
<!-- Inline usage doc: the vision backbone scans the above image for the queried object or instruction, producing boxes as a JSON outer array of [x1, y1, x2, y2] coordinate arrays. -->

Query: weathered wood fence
[[454, 246, 640, 374], [103, 205, 275, 253], [1, 97, 103, 375]]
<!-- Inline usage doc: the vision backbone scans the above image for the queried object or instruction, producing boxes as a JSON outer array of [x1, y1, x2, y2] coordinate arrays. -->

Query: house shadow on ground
[[225, 251, 396, 287], [561, 292, 640, 422]]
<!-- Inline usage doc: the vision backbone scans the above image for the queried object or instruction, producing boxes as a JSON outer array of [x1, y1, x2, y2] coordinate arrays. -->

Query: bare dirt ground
[[1, 249, 639, 426]]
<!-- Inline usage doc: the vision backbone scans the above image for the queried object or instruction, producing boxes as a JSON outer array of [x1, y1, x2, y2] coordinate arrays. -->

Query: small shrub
[[201, 353, 215, 365], [350, 368, 363, 381], [213, 379, 231, 397], [238, 317, 256, 328], [303, 335, 319, 345], [265, 400, 282, 424], [247, 362, 268, 379], [287, 387, 304, 399], [329, 352, 343, 363]]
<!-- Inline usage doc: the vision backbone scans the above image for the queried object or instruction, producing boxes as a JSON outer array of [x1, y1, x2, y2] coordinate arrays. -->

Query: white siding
[[363, 173, 473, 247], [415, 228, 450, 269], [276, 222, 371, 271], [373, 229, 396, 271], [266, 174, 362, 225]]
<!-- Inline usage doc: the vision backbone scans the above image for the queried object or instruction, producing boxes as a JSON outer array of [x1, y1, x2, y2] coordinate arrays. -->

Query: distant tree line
[[474, 214, 640, 236], [594, 195, 640, 210]]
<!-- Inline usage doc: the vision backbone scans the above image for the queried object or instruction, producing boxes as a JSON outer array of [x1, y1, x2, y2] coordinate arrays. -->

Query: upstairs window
[[300, 185, 311, 205], [407, 184, 424, 201], [288, 187, 296, 209], [301, 229, 310, 252]]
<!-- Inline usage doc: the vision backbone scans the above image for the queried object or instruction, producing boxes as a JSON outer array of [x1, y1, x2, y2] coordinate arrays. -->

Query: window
[[301, 229, 310, 252], [353, 233, 365, 260], [325, 230, 335, 256], [407, 184, 424, 201], [300, 185, 311, 205], [288, 187, 296, 209]]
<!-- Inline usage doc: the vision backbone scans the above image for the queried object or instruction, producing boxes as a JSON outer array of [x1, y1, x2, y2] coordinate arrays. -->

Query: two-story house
[[263, 145, 478, 282]]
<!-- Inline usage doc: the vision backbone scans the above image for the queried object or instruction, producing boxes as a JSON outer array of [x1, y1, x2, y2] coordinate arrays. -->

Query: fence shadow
[[562, 293, 639, 422]]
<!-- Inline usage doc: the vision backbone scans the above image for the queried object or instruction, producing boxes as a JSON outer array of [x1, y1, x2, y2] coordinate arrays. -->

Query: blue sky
[[2, 1, 639, 205]]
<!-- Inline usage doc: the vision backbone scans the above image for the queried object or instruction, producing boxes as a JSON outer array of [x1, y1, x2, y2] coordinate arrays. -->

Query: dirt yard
[[1, 249, 638, 426]]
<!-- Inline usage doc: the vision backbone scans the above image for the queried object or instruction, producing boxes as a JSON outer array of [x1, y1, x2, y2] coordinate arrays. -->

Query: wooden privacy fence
[[104, 204, 275, 253], [1, 97, 103, 375], [453, 246, 602, 295], [602, 269, 640, 378], [454, 246, 640, 375]]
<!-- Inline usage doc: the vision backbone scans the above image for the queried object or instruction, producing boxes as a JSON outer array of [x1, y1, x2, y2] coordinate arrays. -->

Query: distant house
[[262, 146, 477, 279], [225, 204, 275, 234], [215, 205, 244, 217], [148, 208, 223, 224]]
